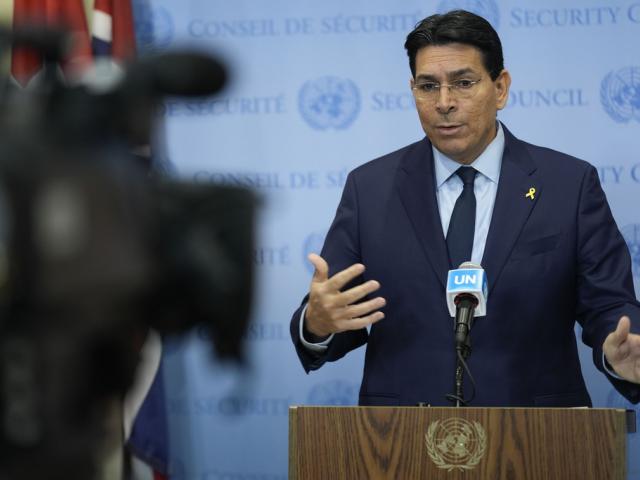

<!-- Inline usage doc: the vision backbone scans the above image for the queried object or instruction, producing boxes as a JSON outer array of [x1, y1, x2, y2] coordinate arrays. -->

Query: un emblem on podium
[[437, 0, 500, 29], [298, 77, 360, 130], [600, 67, 640, 123], [425, 418, 487, 471]]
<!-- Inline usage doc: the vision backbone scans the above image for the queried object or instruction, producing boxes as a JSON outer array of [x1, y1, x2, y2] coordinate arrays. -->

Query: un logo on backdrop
[[298, 77, 360, 130], [621, 224, 640, 280], [307, 380, 358, 405], [135, 5, 174, 53], [437, 0, 500, 29], [302, 232, 326, 273], [600, 67, 640, 123]]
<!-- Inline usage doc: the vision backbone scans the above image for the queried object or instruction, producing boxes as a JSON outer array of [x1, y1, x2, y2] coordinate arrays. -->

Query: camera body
[[0, 27, 254, 479]]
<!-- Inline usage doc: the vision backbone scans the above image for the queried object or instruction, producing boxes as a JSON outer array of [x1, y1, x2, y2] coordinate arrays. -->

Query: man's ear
[[495, 69, 511, 110]]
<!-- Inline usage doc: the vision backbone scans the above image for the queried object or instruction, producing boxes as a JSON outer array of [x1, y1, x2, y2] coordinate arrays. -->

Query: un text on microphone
[[446, 265, 488, 317]]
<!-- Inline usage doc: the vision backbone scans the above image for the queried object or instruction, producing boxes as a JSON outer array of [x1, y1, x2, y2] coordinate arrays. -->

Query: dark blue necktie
[[446, 167, 477, 268]]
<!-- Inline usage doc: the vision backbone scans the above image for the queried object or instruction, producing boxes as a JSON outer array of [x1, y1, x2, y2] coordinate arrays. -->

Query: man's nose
[[435, 86, 456, 113]]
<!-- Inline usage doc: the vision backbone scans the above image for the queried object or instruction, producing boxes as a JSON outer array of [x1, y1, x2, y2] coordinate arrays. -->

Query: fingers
[[604, 316, 631, 363], [308, 253, 329, 283], [322, 296, 386, 332], [343, 296, 386, 319], [337, 310, 385, 332], [305, 254, 385, 335], [338, 281, 382, 308], [608, 316, 631, 348], [308, 254, 372, 295], [326, 263, 366, 291], [308, 254, 366, 291]]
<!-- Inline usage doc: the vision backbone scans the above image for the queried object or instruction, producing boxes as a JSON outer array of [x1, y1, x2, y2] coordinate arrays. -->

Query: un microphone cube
[[446, 268, 488, 317]]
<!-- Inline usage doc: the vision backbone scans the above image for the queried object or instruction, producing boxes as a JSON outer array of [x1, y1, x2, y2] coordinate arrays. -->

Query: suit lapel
[[482, 125, 543, 294], [396, 138, 450, 289]]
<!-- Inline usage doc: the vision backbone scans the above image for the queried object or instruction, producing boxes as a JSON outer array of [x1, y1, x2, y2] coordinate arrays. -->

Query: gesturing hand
[[304, 253, 386, 338], [603, 316, 640, 384]]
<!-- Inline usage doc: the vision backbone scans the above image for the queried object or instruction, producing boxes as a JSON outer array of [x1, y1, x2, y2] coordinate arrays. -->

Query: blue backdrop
[[132, 0, 640, 478]]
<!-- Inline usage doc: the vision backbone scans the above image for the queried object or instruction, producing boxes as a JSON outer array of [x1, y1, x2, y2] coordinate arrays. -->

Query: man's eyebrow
[[447, 68, 477, 78], [415, 68, 478, 82], [415, 74, 438, 82]]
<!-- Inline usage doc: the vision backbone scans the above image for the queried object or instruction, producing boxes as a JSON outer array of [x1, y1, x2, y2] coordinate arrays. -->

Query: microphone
[[122, 51, 228, 98], [73, 51, 228, 145], [446, 262, 488, 347]]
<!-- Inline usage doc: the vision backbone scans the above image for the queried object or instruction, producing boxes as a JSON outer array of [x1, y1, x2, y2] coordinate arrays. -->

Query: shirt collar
[[433, 122, 505, 189]]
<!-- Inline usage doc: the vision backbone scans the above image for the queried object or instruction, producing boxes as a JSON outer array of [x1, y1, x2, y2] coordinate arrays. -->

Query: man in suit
[[290, 10, 640, 407]]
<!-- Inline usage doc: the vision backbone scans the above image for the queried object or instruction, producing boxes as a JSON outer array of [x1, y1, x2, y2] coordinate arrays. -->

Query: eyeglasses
[[412, 78, 482, 102]]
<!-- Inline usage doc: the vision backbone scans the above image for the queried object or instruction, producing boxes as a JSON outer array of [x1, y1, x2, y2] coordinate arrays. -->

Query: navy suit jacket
[[291, 125, 640, 407]]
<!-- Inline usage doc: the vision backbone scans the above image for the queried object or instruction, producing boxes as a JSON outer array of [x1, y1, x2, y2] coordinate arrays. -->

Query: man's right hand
[[304, 253, 386, 338]]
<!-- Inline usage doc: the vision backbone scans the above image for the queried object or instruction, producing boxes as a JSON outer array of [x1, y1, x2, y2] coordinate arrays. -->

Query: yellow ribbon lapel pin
[[525, 187, 536, 200], [524, 187, 536, 200]]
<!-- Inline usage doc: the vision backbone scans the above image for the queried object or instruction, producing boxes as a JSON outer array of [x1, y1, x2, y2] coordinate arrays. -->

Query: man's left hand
[[603, 316, 640, 384]]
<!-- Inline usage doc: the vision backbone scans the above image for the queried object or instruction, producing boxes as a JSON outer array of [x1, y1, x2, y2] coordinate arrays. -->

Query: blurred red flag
[[11, 0, 92, 86]]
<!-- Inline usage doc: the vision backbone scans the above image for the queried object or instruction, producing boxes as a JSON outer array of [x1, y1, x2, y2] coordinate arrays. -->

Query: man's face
[[411, 43, 511, 165]]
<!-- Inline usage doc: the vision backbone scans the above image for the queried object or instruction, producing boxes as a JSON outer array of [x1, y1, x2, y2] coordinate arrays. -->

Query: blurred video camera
[[0, 25, 255, 480]]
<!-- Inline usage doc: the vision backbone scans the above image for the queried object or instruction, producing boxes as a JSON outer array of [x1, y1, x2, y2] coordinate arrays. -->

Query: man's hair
[[404, 10, 504, 80]]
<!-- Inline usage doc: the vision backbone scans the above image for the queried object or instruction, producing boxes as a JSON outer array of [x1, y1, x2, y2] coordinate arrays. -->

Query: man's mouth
[[435, 124, 463, 135]]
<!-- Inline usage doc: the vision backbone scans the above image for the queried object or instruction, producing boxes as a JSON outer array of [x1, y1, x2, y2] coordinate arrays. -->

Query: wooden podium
[[289, 406, 628, 479]]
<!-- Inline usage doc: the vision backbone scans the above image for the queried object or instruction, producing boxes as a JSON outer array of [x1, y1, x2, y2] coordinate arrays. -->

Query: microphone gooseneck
[[444, 263, 487, 407]]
